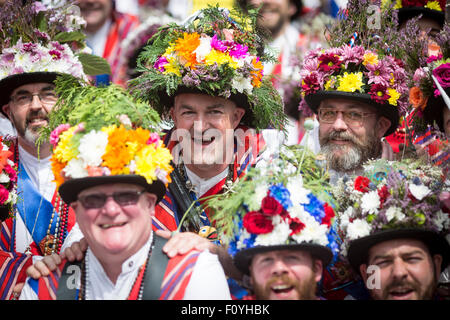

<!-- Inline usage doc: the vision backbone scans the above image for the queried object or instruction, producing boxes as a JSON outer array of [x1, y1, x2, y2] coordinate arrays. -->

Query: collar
[[185, 165, 229, 197]]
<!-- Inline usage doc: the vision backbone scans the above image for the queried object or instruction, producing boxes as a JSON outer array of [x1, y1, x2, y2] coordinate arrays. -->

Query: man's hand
[[155, 230, 216, 258], [26, 238, 88, 280], [381, 137, 394, 160]]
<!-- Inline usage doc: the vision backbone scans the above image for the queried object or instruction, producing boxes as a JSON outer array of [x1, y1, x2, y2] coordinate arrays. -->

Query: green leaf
[[36, 11, 48, 32], [54, 31, 86, 43], [77, 53, 111, 75]]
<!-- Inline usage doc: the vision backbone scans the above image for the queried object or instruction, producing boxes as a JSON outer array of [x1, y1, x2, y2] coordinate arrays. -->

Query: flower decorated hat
[[129, 5, 286, 130], [208, 145, 339, 274], [41, 76, 173, 204], [299, 0, 412, 136], [382, 0, 446, 27], [0, 0, 110, 114], [333, 158, 450, 272], [0, 136, 18, 221]]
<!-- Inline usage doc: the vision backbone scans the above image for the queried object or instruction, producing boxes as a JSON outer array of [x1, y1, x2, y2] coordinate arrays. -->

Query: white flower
[[0, 173, 10, 183], [347, 219, 371, 240], [287, 177, 310, 206], [236, 229, 252, 250], [361, 191, 380, 214], [292, 219, 329, 246], [409, 184, 431, 201], [63, 158, 88, 179], [433, 210, 450, 231], [246, 183, 268, 211], [254, 216, 290, 246], [194, 36, 212, 62], [231, 74, 253, 94], [339, 206, 353, 229], [78, 130, 108, 167], [385, 206, 405, 222]]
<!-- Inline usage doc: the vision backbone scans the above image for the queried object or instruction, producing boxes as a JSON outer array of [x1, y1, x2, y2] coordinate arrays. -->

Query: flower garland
[[0, 136, 18, 219], [299, 44, 410, 114], [332, 158, 449, 256], [50, 123, 173, 188]]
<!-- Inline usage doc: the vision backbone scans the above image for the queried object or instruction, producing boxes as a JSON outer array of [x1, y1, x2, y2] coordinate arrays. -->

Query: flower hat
[[41, 76, 173, 204], [333, 158, 450, 272], [0, 136, 18, 221], [0, 0, 110, 114], [382, 0, 446, 27], [299, 0, 412, 136], [208, 145, 339, 274], [129, 5, 286, 131]]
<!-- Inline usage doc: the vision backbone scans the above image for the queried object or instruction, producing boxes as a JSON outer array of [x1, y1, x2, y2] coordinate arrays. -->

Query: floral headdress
[[333, 158, 449, 262], [0, 0, 110, 111], [129, 5, 286, 131], [0, 136, 18, 221], [40, 76, 172, 202], [299, 0, 412, 136], [382, 0, 446, 25], [207, 145, 339, 273]]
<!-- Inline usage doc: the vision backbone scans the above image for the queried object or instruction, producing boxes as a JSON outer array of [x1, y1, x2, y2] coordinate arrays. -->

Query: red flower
[[322, 203, 335, 227], [261, 195, 283, 216], [377, 185, 389, 208], [369, 84, 389, 104], [354, 176, 371, 193], [318, 53, 341, 73], [289, 217, 305, 236], [243, 211, 274, 234], [301, 72, 321, 96]]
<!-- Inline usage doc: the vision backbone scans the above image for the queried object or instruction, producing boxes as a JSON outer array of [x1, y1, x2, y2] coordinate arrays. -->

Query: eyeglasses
[[318, 109, 375, 127], [77, 190, 146, 209], [10, 91, 57, 107]]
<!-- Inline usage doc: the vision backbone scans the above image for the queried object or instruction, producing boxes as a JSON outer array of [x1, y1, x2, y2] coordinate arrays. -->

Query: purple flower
[[34, 29, 50, 41], [228, 43, 248, 59], [51, 41, 65, 52], [413, 67, 427, 84], [153, 56, 168, 72], [21, 42, 37, 53], [31, 2, 47, 14], [432, 63, 450, 91], [426, 54, 443, 64], [366, 61, 391, 87], [341, 45, 365, 68], [211, 34, 227, 52], [49, 49, 62, 60]]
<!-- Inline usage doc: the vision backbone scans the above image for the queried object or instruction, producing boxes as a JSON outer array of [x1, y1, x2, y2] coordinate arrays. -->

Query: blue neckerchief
[[17, 162, 56, 249]]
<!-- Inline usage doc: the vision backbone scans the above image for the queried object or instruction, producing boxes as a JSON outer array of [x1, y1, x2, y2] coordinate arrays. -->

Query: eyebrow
[[13, 86, 55, 95], [370, 250, 425, 263], [179, 104, 225, 110]]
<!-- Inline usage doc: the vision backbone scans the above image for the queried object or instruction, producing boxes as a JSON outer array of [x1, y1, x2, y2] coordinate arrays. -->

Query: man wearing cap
[[19, 81, 231, 300], [334, 158, 450, 300], [0, 1, 108, 300]]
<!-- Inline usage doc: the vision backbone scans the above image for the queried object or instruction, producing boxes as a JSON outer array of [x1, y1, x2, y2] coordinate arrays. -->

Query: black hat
[[397, 7, 445, 28], [422, 87, 450, 133]]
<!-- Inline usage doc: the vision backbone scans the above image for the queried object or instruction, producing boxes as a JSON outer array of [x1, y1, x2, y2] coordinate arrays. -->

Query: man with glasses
[[19, 83, 231, 300]]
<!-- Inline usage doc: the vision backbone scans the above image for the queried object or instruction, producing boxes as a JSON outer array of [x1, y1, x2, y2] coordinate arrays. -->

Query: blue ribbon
[[17, 162, 56, 249]]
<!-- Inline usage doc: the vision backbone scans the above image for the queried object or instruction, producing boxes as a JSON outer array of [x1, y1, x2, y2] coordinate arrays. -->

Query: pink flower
[[426, 54, 443, 64], [211, 35, 227, 52], [228, 43, 248, 59], [50, 124, 71, 147], [0, 185, 9, 205], [49, 49, 62, 60], [432, 63, 450, 92], [366, 61, 391, 87], [413, 67, 427, 84], [147, 132, 160, 146], [4, 164, 17, 184], [154, 56, 168, 72], [341, 45, 365, 68]]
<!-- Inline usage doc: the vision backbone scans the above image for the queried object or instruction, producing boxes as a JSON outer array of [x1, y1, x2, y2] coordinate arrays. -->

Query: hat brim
[[158, 86, 255, 127], [234, 243, 333, 275], [304, 91, 399, 136], [397, 7, 445, 28], [0, 72, 59, 116], [58, 175, 167, 205], [347, 229, 450, 273], [422, 87, 450, 132]]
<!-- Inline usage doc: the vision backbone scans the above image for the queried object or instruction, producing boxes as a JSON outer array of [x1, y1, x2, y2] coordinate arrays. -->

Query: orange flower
[[427, 40, 442, 57], [250, 57, 263, 88], [409, 87, 428, 110], [174, 32, 200, 69], [51, 158, 66, 187], [102, 126, 134, 174]]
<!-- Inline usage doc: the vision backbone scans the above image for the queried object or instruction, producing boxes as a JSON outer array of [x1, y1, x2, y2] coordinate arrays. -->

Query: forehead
[[368, 238, 430, 260], [173, 93, 237, 110], [11, 82, 54, 95], [252, 249, 312, 262], [78, 183, 143, 196], [319, 98, 375, 112]]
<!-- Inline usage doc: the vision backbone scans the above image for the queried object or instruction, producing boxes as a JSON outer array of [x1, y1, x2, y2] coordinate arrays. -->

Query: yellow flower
[[387, 88, 401, 106], [337, 72, 364, 93], [134, 143, 173, 186], [324, 77, 337, 91], [53, 126, 78, 163], [363, 52, 379, 67], [424, 1, 442, 11], [163, 56, 181, 77], [204, 49, 238, 69]]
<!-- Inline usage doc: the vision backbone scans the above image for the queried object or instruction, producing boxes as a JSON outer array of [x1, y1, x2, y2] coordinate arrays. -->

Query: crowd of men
[[0, 0, 449, 302]]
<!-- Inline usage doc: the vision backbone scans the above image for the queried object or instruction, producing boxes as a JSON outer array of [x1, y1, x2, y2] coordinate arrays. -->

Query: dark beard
[[320, 130, 381, 172], [252, 273, 318, 300], [381, 277, 437, 300]]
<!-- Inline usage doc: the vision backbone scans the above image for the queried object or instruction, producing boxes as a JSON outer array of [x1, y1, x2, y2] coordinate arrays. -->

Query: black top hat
[[305, 90, 400, 136], [347, 228, 450, 273], [397, 7, 445, 28], [422, 87, 450, 133]]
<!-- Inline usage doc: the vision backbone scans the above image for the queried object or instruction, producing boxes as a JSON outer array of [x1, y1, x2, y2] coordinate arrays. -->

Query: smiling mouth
[[192, 136, 215, 146], [388, 287, 415, 299], [271, 284, 295, 295], [99, 222, 127, 230]]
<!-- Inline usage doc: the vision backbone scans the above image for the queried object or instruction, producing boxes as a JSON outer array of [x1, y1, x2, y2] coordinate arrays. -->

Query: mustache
[[78, 2, 102, 11], [383, 279, 421, 298], [321, 130, 362, 146], [26, 110, 48, 126]]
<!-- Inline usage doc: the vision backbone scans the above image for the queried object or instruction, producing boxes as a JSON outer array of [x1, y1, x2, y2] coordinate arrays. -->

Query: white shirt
[[86, 19, 112, 57], [185, 166, 229, 198], [19, 234, 231, 300]]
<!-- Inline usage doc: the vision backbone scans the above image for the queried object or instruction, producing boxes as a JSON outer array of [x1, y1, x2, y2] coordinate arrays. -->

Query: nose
[[391, 258, 408, 281], [331, 111, 349, 131], [192, 115, 210, 135], [271, 258, 289, 277], [101, 196, 122, 217], [29, 94, 44, 110]]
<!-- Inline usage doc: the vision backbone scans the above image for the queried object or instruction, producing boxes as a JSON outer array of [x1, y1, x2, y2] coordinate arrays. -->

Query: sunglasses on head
[[77, 190, 146, 209]]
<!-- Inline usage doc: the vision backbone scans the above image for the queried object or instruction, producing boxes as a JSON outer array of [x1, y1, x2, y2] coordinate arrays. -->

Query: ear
[[313, 259, 323, 283], [70, 202, 78, 211], [288, 2, 297, 18], [2, 104, 11, 120], [432, 254, 443, 281], [232, 107, 246, 129], [144, 193, 158, 216], [360, 264, 369, 283], [375, 116, 392, 139]]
